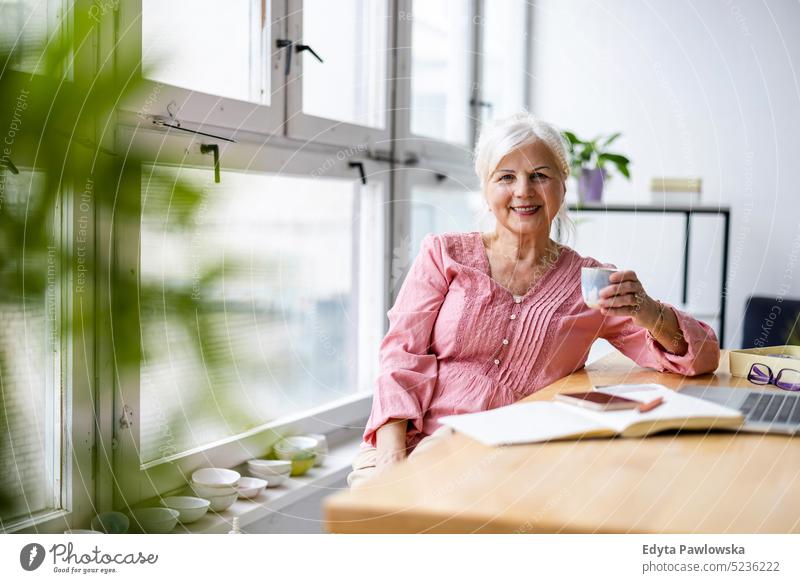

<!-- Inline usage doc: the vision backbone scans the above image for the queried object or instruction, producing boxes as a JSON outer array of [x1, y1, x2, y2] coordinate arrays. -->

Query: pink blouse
[[363, 232, 721, 449]]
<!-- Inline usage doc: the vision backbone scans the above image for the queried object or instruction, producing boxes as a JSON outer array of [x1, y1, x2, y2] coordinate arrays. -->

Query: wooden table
[[323, 351, 800, 533]]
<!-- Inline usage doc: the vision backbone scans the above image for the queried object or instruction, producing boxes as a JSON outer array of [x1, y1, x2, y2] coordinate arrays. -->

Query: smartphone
[[554, 391, 640, 411]]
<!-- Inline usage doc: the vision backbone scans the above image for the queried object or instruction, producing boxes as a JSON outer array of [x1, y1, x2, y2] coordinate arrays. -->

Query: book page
[[571, 384, 743, 433], [438, 402, 616, 446]]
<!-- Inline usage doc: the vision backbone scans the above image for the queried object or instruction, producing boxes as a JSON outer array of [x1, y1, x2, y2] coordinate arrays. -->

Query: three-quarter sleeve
[[599, 302, 721, 376], [363, 234, 450, 447]]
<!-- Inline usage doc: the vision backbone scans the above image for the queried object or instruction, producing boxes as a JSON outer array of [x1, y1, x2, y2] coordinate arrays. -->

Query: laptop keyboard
[[740, 392, 800, 425]]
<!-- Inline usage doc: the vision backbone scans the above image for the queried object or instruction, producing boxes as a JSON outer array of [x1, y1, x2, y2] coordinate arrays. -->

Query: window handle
[[276, 38, 293, 75], [200, 143, 221, 183], [470, 98, 494, 117], [349, 161, 366, 185], [0, 156, 19, 174], [295, 43, 324, 64]]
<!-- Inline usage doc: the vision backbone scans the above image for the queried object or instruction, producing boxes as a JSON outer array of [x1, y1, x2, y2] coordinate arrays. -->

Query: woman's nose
[[513, 180, 533, 198]]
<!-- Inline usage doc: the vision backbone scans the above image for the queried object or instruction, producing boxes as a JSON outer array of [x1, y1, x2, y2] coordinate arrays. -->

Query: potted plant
[[562, 131, 631, 204]]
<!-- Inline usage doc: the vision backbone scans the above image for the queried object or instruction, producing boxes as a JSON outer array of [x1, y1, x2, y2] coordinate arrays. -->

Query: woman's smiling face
[[485, 140, 565, 238]]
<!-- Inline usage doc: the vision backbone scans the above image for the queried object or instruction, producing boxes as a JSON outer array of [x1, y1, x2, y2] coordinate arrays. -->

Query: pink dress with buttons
[[362, 232, 721, 449]]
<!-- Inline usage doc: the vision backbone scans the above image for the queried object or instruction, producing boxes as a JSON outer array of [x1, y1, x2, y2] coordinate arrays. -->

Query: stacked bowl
[[159, 496, 211, 524], [190, 468, 240, 511], [273, 436, 319, 476], [246, 459, 292, 487]]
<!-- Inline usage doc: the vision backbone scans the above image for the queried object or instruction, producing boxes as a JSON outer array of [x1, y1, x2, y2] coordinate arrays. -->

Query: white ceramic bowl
[[248, 468, 288, 488], [160, 496, 210, 524], [206, 492, 238, 512], [191, 482, 238, 499], [246, 459, 292, 475], [306, 433, 329, 466], [129, 508, 180, 534], [191, 467, 240, 488], [236, 477, 268, 499], [273, 436, 319, 461]]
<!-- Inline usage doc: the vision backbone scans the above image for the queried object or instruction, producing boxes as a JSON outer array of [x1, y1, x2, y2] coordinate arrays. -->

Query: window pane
[[139, 167, 382, 463], [410, 0, 472, 144], [142, 0, 269, 104], [480, 0, 527, 122], [0, 0, 60, 75], [0, 169, 59, 524], [409, 184, 485, 258], [302, 0, 388, 128]]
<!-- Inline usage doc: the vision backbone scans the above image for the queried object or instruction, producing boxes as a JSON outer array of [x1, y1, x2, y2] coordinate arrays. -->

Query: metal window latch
[[0, 156, 19, 174], [348, 161, 367, 185], [118, 405, 134, 430], [470, 98, 494, 117], [366, 149, 419, 166], [200, 143, 221, 183], [150, 100, 236, 143], [277, 39, 324, 74], [295, 43, 324, 63], [276, 38, 293, 74]]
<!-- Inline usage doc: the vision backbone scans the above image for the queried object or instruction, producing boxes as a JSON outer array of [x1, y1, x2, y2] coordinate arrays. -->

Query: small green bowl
[[289, 452, 317, 476]]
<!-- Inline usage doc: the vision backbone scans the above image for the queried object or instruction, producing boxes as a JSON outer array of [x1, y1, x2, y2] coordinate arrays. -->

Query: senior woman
[[348, 112, 720, 488]]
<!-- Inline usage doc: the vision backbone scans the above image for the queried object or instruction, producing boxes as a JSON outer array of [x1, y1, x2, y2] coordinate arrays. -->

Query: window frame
[[116, 0, 287, 138], [0, 0, 98, 533], [10, 0, 533, 527], [391, 162, 481, 301], [284, 0, 397, 149], [111, 122, 389, 506], [392, 0, 482, 165]]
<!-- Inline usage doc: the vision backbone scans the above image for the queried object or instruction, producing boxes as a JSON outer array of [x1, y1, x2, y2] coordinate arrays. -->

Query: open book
[[438, 384, 744, 446]]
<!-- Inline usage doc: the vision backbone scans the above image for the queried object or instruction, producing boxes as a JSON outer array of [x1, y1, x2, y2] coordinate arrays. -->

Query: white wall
[[530, 0, 800, 348]]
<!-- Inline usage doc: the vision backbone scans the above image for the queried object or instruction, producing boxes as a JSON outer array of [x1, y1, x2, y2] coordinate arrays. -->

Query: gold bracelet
[[652, 299, 665, 335]]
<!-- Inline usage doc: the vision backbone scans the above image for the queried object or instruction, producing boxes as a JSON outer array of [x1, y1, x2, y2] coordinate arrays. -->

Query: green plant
[[562, 131, 631, 180], [0, 6, 259, 523]]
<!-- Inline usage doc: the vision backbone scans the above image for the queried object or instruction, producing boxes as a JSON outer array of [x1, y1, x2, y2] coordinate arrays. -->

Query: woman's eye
[[531, 172, 549, 181], [500, 174, 515, 182]]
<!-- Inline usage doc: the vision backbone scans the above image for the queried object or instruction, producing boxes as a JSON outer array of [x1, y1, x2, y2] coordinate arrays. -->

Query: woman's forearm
[[375, 419, 408, 464], [647, 301, 689, 356]]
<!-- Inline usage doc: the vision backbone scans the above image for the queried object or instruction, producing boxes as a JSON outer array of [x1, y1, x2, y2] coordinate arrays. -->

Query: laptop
[[681, 386, 800, 436]]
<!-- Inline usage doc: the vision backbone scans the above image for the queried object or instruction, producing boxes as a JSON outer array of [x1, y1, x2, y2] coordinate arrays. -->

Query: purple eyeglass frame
[[747, 362, 800, 392]]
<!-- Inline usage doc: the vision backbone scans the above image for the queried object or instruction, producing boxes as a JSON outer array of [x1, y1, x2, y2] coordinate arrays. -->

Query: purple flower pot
[[578, 168, 606, 203]]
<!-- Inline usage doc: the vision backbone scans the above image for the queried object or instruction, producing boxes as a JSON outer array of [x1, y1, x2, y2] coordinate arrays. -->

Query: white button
[[502, 339, 509, 345], [494, 359, 500, 365], [514, 297, 522, 304], [510, 314, 516, 320]]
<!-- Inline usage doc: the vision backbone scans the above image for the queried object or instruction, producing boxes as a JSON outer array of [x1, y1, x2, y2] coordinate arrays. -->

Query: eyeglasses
[[747, 363, 800, 392]]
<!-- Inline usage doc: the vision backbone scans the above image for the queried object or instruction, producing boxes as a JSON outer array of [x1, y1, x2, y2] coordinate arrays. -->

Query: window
[[142, 0, 271, 104], [128, 0, 284, 135], [409, 0, 473, 145], [0, 0, 63, 75], [103, 0, 527, 507], [138, 165, 383, 462], [285, 0, 393, 146], [479, 0, 528, 123], [300, 0, 389, 128], [0, 169, 60, 527]]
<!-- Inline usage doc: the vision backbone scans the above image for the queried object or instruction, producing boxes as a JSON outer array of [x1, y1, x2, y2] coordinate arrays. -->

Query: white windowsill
[[165, 437, 362, 534]]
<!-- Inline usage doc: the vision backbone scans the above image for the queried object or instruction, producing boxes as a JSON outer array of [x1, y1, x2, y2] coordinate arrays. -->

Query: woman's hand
[[597, 270, 659, 329], [598, 270, 688, 355], [374, 419, 408, 475]]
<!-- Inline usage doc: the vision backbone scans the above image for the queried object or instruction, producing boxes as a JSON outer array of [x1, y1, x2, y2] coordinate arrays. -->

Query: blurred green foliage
[[0, 4, 257, 524]]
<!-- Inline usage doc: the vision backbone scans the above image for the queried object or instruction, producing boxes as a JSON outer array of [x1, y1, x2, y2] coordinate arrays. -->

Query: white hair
[[473, 111, 574, 243]]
